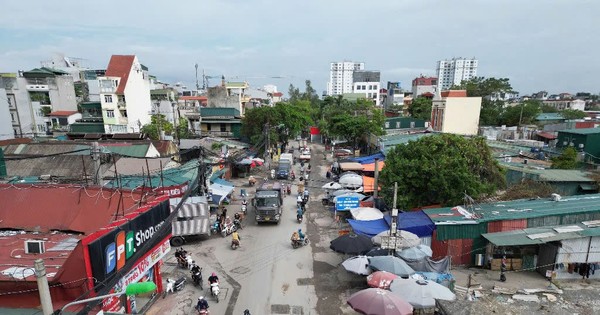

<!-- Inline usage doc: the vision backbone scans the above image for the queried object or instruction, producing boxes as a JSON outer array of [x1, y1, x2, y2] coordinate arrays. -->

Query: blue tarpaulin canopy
[[384, 211, 436, 237], [347, 211, 436, 238], [351, 152, 385, 164], [347, 219, 389, 238]]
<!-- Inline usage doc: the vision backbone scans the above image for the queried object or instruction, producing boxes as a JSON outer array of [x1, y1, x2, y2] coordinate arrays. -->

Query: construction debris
[[512, 294, 540, 303]]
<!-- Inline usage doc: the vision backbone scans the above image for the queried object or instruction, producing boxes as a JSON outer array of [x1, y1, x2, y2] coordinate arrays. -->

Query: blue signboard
[[336, 196, 360, 211]]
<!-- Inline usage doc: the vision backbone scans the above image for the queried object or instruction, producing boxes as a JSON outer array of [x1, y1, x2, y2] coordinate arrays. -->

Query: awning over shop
[[362, 162, 385, 172], [579, 184, 598, 191], [339, 162, 364, 172], [352, 152, 385, 164], [536, 132, 557, 140], [209, 183, 235, 205], [210, 168, 226, 181], [362, 176, 380, 193], [213, 178, 234, 187]]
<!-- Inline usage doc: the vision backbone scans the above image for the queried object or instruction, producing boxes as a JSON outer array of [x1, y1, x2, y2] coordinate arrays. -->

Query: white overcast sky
[[1, 0, 598, 96]]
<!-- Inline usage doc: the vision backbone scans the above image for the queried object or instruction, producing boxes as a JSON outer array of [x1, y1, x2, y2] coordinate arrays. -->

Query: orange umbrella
[[367, 271, 398, 289], [362, 162, 385, 172]]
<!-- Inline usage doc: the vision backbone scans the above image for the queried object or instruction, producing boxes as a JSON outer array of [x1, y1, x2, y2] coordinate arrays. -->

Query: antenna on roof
[[463, 193, 482, 219]]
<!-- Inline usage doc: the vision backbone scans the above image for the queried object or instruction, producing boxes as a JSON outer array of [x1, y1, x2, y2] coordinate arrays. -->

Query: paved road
[[150, 142, 318, 315]]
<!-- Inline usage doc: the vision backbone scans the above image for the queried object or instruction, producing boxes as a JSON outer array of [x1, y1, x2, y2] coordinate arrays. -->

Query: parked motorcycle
[[291, 238, 310, 249], [221, 222, 237, 237], [210, 282, 220, 302], [191, 267, 203, 290], [173, 276, 186, 291]]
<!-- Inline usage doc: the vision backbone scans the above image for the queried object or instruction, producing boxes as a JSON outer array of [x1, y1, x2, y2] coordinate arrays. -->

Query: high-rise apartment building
[[327, 61, 364, 96], [352, 70, 381, 106], [436, 58, 478, 90]]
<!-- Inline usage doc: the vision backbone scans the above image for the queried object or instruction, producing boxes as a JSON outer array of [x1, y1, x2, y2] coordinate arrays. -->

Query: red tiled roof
[[0, 138, 32, 146], [441, 90, 467, 97], [273, 92, 283, 97], [105, 55, 135, 94], [180, 96, 208, 101], [421, 92, 435, 97], [49, 110, 79, 117], [0, 184, 158, 234]]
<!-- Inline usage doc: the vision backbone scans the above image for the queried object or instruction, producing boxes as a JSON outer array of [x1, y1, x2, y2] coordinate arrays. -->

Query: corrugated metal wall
[[431, 230, 474, 266], [487, 219, 527, 233], [527, 215, 561, 228], [561, 212, 600, 225], [435, 223, 487, 241], [557, 237, 589, 263]]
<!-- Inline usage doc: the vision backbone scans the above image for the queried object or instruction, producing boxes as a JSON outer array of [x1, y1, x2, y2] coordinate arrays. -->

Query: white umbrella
[[322, 182, 343, 190], [368, 256, 415, 277], [350, 207, 384, 221], [397, 245, 433, 261], [332, 189, 355, 197], [333, 193, 366, 203], [390, 278, 456, 309], [339, 174, 363, 189], [372, 230, 420, 248], [341, 255, 372, 275]]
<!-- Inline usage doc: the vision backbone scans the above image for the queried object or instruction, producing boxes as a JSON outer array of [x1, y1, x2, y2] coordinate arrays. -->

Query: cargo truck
[[253, 181, 284, 223]]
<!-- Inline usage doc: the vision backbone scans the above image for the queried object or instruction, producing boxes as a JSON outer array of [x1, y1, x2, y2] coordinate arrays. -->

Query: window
[[106, 110, 115, 118], [385, 122, 389, 128], [10, 113, 15, 122], [220, 123, 227, 132], [104, 95, 113, 103]]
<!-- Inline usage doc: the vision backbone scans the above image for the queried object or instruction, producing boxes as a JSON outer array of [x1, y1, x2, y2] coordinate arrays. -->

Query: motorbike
[[233, 217, 243, 230], [210, 221, 220, 235], [291, 238, 310, 249], [286, 185, 291, 195], [297, 213, 303, 223], [210, 281, 220, 302], [290, 172, 296, 180], [191, 267, 203, 289], [241, 203, 247, 215], [196, 307, 209, 315], [221, 222, 237, 237], [175, 248, 191, 269], [173, 276, 186, 291], [231, 239, 240, 250]]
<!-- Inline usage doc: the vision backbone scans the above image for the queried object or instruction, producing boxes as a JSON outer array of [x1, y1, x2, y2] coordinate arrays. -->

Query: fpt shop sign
[[88, 201, 171, 287]]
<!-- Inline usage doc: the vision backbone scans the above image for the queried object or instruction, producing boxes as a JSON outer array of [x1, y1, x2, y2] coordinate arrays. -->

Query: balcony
[[202, 131, 233, 137], [26, 84, 50, 91], [117, 101, 126, 109], [100, 87, 116, 93]]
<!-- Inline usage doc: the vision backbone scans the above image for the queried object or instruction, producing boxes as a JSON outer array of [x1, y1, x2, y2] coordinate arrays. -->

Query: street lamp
[[58, 281, 157, 314]]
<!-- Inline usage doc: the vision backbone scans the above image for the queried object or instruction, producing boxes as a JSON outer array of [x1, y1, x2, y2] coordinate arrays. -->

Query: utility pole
[[34, 259, 53, 315], [373, 158, 380, 199], [389, 182, 399, 255], [172, 102, 178, 146], [91, 141, 101, 185], [155, 101, 162, 140], [265, 122, 271, 163], [195, 63, 200, 92]]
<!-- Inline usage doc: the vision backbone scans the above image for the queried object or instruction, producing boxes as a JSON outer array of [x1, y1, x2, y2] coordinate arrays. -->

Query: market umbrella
[[339, 173, 363, 189], [390, 278, 456, 309], [365, 247, 391, 257], [322, 182, 343, 190], [350, 207, 384, 221], [330, 233, 374, 255], [371, 230, 420, 248], [366, 271, 398, 289], [368, 256, 415, 277], [332, 189, 355, 197], [397, 245, 433, 261], [252, 158, 264, 166], [333, 193, 366, 203], [347, 288, 413, 315], [342, 256, 372, 275]]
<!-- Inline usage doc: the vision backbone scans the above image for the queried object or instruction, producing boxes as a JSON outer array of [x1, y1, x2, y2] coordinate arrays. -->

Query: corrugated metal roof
[[502, 165, 594, 182], [5, 155, 94, 178], [536, 113, 564, 121], [482, 222, 600, 246], [425, 194, 600, 224], [558, 128, 600, 135], [101, 143, 149, 158], [380, 133, 433, 154], [108, 159, 199, 189], [200, 107, 240, 117]]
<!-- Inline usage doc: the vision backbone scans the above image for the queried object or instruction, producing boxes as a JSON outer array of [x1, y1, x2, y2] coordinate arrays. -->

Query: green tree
[[241, 101, 314, 146], [141, 114, 173, 140], [322, 98, 384, 148], [379, 134, 505, 209], [551, 147, 579, 169], [408, 97, 432, 120], [500, 100, 541, 126], [561, 109, 587, 120], [540, 103, 558, 113], [176, 117, 191, 139], [288, 84, 301, 103]]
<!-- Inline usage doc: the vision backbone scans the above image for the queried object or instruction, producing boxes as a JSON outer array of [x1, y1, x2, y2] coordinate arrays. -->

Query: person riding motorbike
[[290, 170, 296, 180], [291, 231, 300, 242], [303, 189, 309, 201], [296, 194, 303, 205], [208, 273, 219, 285], [298, 229, 305, 243], [196, 296, 209, 312], [191, 263, 201, 274], [296, 206, 303, 221], [231, 230, 241, 247]]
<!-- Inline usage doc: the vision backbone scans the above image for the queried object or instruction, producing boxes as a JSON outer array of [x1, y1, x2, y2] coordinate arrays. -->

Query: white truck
[[169, 196, 211, 246], [280, 153, 294, 164], [299, 148, 311, 162]]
